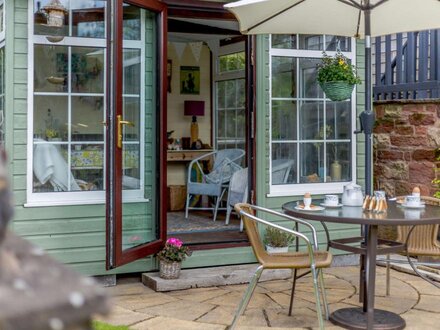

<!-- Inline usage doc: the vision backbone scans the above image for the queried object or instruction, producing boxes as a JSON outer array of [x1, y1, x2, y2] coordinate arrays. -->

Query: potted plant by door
[[156, 238, 191, 279], [317, 51, 361, 101], [263, 227, 295, 254]]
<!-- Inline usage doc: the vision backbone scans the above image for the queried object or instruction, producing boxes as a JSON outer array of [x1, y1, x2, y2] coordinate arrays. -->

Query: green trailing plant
[[317, 51, 361, 85], [433, 148, 440, 199], [263, 227, 295, 248]]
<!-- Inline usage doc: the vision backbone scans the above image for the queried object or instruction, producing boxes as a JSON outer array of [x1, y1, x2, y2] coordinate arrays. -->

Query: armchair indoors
[[185, 148, 245, 222], [225, 167, 248, 231]]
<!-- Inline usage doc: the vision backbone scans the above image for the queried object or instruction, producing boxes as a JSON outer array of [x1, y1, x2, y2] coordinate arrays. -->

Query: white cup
[[303, 197, 312, 210], [324, 194, 339, 206], [405, 195, 421, 207]]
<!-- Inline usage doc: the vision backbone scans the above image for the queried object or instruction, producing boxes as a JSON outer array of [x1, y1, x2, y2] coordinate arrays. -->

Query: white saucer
[[401, 203, 425, 209], [295, 205, 325, 212], [320, 203, 343, 208]]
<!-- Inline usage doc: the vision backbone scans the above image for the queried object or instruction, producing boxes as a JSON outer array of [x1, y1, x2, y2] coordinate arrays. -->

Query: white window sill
[[24, 197, 150, 208], [267, 182, 350, 198]]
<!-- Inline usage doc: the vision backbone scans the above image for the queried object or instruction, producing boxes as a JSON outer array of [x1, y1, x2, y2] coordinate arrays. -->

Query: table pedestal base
[[330, 308, 405, 330]]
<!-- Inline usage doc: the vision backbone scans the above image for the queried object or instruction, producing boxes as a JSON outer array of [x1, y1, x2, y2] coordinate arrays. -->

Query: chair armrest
[[187, 151, 216, 183], [239, 209, 317, 264], [250, 205, 319, 250]]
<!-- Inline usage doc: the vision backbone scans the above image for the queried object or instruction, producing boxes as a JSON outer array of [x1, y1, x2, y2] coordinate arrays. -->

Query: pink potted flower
[[156, 238, 191, 279]]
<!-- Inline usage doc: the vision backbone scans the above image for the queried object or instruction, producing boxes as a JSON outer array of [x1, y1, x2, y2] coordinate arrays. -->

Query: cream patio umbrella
[[225, 1, 440, 329], [225, 0, 440, 196]]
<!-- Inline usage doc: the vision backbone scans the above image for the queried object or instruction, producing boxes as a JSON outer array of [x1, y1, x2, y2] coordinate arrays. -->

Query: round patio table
[[282, 200, 440, 330]]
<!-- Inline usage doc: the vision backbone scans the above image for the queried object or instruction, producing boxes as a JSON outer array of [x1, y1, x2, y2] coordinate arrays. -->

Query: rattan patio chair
[[229, 203, 332, 330], [384, 196, 440, 294]]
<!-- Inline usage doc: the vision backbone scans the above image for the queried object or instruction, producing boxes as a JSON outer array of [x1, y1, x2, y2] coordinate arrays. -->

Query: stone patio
[[97, 265, 440, 329]]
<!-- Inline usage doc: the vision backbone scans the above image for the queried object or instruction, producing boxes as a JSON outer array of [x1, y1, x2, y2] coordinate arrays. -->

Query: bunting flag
[[189, 42, 203, 63], [172, 42, 187, 62], [206, 40, 219, 56]]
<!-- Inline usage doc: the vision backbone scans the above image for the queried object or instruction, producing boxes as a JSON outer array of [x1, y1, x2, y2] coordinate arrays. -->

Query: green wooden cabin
[[1, 0, 365, 276]]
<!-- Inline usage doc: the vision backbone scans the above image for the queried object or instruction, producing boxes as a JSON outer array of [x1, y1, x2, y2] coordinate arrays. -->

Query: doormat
[[167, 211, 241, 234]]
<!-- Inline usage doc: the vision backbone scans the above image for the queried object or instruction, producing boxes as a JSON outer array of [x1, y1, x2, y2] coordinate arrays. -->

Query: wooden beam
[[168, 19, 239, 35]]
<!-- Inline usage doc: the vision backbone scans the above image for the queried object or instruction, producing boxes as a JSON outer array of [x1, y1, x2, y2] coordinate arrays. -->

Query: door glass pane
[[71, 47, 104, 94], [121, 5, 157, 250], [34, 0, 69, 37], [0, 46, 5, 146], [34, 45, 68, 93]]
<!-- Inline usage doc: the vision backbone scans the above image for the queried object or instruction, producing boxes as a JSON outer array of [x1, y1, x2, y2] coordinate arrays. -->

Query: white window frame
[[268, 35, 357, 197], [26, 2, 146, 206], [213, 41, 246, 149], [0, 0, 5, 43]]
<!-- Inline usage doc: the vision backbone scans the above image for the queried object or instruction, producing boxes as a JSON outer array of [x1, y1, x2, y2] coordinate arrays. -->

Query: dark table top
[[282, 200, 440, 226]]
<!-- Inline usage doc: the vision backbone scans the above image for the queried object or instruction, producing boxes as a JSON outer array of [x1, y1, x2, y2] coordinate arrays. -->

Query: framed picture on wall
[[180, 66, 200, 94]]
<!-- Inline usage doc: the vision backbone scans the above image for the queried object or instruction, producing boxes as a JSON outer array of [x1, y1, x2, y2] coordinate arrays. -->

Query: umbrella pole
[[359, 5, 375, 312]]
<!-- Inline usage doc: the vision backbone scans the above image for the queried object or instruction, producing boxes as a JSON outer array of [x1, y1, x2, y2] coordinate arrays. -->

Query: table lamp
[[184, 100, 205, 144]]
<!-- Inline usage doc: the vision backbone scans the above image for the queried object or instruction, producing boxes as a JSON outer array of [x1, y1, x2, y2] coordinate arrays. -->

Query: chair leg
[[225, 204, 232, 225], [386, 254, 391, 296], [288, 269, 297, 316], [185, 193, 191, 219], [311, 265, 325, 330], [239, 218, 244, 232], [318, 268, 330, 320], [229, 265, 264, 330], [213, 196, 221, 222]]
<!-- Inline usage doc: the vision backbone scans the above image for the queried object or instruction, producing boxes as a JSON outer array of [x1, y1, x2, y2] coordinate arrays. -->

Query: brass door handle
[[117, 115, 135, 149]]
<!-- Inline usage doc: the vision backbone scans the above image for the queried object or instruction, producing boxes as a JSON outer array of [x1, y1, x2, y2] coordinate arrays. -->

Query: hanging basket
[[159, 260, 182, 279], [319, 81, 354, 101]]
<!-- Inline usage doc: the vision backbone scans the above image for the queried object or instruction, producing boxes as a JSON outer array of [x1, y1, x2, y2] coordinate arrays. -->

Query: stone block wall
[[373, 101, 440, 197]]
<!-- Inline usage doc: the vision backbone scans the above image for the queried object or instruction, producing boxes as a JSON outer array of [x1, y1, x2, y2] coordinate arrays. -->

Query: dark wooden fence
[[373, 30, 440, 100]]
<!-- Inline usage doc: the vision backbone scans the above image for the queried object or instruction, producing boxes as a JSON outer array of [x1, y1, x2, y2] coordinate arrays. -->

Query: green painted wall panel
[[14, 217, 105, 235]]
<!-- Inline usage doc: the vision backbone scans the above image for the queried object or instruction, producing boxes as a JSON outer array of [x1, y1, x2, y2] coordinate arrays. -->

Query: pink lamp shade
[[184, 100, 205, 117]]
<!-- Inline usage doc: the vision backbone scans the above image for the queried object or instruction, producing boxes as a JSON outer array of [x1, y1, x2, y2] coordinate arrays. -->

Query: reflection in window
[[34, 0, 106, 39], [0, 47, 4, 146], [270, 35, 354, 186]]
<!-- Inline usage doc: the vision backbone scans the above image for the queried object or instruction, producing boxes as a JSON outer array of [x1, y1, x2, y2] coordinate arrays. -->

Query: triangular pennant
[[189, 42, 203, 63], [206, 40, 219, 56], [173, 42, 187, 62]]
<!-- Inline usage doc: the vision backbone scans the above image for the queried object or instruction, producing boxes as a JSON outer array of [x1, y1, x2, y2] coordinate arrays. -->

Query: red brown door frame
[[106, 0, 168, 269]]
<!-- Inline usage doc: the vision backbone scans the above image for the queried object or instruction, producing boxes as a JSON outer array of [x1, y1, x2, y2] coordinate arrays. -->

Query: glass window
[[270, 35, 354, 190], [30, 1, 145, 200], [34, 0, 106, 39], [0, 46, 4, 147], [216, 49, 246, 150]]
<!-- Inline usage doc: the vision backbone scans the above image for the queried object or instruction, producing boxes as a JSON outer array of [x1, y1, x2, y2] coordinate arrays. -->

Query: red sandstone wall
[[373, 101, 440, 197]]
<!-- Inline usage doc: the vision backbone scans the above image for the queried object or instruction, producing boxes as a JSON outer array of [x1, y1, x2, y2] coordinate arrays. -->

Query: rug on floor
[[167, 211, 241, 234]]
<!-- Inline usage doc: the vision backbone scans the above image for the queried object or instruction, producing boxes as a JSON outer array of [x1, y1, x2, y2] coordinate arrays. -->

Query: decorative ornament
[[42, 0, 67, 28], [172, 42, 187, 62]]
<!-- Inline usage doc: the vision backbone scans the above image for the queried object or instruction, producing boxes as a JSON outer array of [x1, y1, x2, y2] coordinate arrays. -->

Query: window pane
[[71, 96, 104, 141], [0, 2, 4, 34], [123, 144, 140, 190], [34, 0, 69, 37], [34, 45, 68, 93], [326, 101, 351, 139], [33, 144, 80, 192], [327, 142, 351, 182], [299, 35, 323, 50], [72, 1, 106, 38], [272, 56, 296, 98], [71, 144, 104, 191], [299, 101, 324, 140], [298, 58, 322, 98], [123, 97, 140, 142], [272, 143, 296, 184], [217, 81, 226, 109], [123, 4, 141, 40], [272, 34, 296, 49], [299, 143, 324, 183], [225, 80, 236, 108], [272, 100, 297, 140], [34, 96, 68, 141], [217, 109, 225, 138], [71, 47, 105, 94], [0, 47, 5, 146], [219, 52, 245, 73], [123, 49, 141, 95], [325, 36, 351, 52]]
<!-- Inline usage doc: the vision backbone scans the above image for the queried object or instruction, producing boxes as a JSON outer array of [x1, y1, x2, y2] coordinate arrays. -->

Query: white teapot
[[342, 183, 364, 206]]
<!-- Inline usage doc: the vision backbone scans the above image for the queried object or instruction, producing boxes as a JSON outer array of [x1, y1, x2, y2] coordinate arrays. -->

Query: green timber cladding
[[5, 0, 365, 276]]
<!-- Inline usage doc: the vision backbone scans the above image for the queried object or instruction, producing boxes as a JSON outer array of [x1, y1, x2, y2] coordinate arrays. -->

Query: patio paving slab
[[98, 266, 440, 329]]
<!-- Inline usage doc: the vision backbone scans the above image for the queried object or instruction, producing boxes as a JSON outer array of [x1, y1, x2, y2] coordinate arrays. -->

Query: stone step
[[142, 264, 292, 292]]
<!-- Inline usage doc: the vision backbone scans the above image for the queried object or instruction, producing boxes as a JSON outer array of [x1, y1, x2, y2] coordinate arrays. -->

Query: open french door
[[106, 0, 167, 269]]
